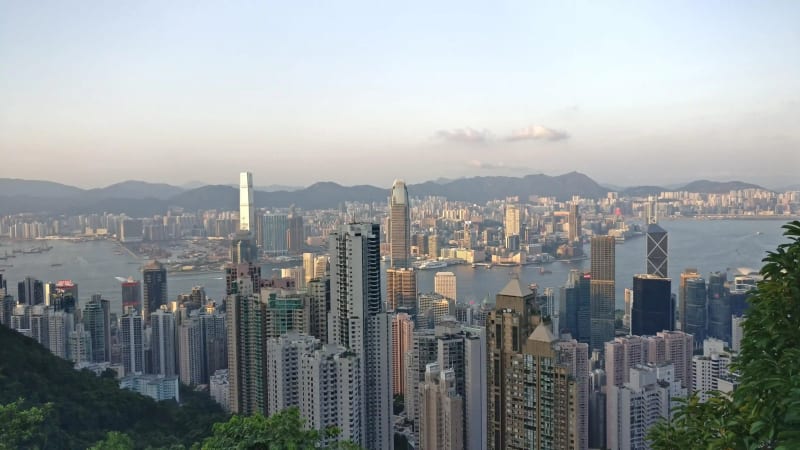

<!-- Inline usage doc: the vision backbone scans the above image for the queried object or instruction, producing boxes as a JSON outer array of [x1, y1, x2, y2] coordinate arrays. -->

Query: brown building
[[386, 267, 417, 311]]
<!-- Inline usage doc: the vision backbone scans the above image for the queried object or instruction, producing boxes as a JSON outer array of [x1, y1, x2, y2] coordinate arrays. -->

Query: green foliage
[[0, 325, 228, 449], [200, 407, 361, 450], [393, 394, 404, 415], [88, 432, 135, 450], [0, 399, 51, 449], [649, 220, 800, 450]]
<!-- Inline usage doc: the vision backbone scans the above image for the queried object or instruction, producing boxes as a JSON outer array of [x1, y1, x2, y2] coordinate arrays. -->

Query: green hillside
[[0, 325, 228, 449]]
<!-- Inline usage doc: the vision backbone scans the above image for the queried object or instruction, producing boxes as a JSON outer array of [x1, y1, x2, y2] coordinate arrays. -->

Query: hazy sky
[[1, 1, 799, 188]]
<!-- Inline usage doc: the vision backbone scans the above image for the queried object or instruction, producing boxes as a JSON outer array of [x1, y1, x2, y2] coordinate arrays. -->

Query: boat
[[419, 260, 448, 270], [50, 263, 63, 267], [539, 267, 552, 275]]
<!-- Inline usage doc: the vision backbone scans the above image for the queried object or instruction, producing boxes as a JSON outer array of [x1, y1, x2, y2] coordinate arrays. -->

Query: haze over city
[[2, 1, 799, 188]]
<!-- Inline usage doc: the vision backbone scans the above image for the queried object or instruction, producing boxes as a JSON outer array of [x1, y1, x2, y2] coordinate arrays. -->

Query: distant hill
[[0, 174, 776, 214], [680, 180, 765, 193], [0, 325, 226, 449]]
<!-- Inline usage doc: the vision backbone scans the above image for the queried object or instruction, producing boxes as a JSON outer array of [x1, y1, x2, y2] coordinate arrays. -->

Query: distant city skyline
[[2, 2, 798, 187]]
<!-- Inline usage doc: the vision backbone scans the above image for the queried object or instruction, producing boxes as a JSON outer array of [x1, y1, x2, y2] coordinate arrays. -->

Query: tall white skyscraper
[[121, 311, 145, 375], [328, 223, 393, 450], [150, 307, 177, 377], [239, 172, 254, 232]]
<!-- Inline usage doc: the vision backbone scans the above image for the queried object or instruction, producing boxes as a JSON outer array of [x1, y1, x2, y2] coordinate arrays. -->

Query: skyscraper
[[142, 260, 167, 325], [646, 223, 668, 278], [327, 223, 393, 450], [568, 202, 582, 243], [307, 277, 330, 343], [503, 202, 521, 246], [631, 274, 673, 336], [684, 277, 708, 344], [707, 272, 731, 344], [150, 307, 177, 376], [679, 268, 700, 330], [560, 270, 591, 344], [121, 278, 141, 312], [287, 213, 304, 254], [434, 271, 457, 302], [392, 313, 414, 396], [226, 262, 266, 415], [388, 179, 411, 269], [239, 171, 254, 233], [18, 277, 44, 306], [121, 310, 145, 375], [83, 294, 111, 363], [419, 364, 463, 450], [262, 214, 289, 256], [590, 236, 616, 353], [386, 267, 417, 311]]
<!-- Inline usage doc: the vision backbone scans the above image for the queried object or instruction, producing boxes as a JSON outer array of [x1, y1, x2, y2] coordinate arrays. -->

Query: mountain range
[[0, 173, 768, 215]]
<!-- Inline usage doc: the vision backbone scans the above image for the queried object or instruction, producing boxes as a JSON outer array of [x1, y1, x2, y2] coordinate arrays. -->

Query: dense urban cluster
[[1, 173, 796, 450]]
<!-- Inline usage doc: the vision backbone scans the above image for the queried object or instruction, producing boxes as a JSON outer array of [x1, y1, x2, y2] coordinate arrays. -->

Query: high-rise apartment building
[[83, 295, 111, 363], [69, 323, 92, 364], [631, 275, 673, 336], [121, 310, 145, 375], [150, 307, 177, 376], [266, 332, 319, 415], [226, 262, 266, 415], [607, 364, 686, 450], [731, 315, 745, 353], [48, 310, 74, 360], [487, 278, 587, 450], [406, 330, 438, 435], [419, 364, 463, 450], [434, 272, 457, 302], [327, 223, 393, 450], [692, 338, 733, 402], [503, 203, 521, 245], [388, 180, 411, 269], [307, 277, 329, 344], [142, 260, 167, 325], [646, 223, 668, 278], [392, 313, 414, 396], [386, 267, 417, 311], [263, 289, 311, 338], [590, 236, 616, 353]]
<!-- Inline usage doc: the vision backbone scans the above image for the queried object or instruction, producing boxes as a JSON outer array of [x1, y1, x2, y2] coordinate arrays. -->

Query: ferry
[[418, 260, 448, 270]]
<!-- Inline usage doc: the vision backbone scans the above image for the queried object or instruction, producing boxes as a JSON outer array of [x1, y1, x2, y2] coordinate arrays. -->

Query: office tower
[[69, 323, 92, 364], [418, 293, 452, 328], [327, 223, 393, 450], [503, 203, 521, 245], [226, 262, 266, 415], [692, 338, 733, 402], [623, 288, 633, 331], [150, 308, 177, 376], [18, 277, 44, 306], [142, 260, 167, 325], [47, 310, 74, 360], [434, 272, 457, 302], [386, 267, 417, 311], [287, 213, 304, 254], [645, 196, 658, 225], [230, 232, 258, 264], [263, 289, 311, 338], [239, 172, 255, 232], [729, 285, 753, 318], [631, 275, 673, 336], [388, 179, 411, 269], [683, 277, 707, 344], [83, 295, 111, 363], [606, 364, 686, 450], [568, 202, 582, 243], [419, 364, 463, 450], [590, 236, 616, 353], [428, 234, 440, 260], [679, 269, 700, 330], [266, 332, 319, 415], [646, 223, 668, 278], [731, 315, 745, 353], [121, 311, 145, 375], [121, 278, 141, 312], [406, 330, 438, 434], [560, 270, 592, 344], [262, 214, 289, 256], [392, 313, 414, 396], [53, 280, 79, 310], [707, 272, 730, 344], [299, 344, 363, 446]]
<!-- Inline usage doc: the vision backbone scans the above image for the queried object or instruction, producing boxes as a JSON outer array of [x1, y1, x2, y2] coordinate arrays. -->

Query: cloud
[[506, 125, 569, 142], [436, 127, 492, 144], [467, 160, 530, 171]]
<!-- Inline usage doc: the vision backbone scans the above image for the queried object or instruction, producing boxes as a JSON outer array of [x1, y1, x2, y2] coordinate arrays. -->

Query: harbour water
[[0, 219, 792, 315]]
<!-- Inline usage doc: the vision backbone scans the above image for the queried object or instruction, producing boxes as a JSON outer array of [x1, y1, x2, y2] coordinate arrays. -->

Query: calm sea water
[[0, 219, 792, 315]]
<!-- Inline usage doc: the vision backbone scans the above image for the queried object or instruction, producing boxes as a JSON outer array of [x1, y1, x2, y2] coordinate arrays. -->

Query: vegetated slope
[[0, 325, 227, 449]]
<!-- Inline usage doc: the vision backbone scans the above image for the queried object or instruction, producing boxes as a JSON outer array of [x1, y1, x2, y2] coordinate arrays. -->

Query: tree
[[88, 431, 135, 450], [650, 220, 800, 449], [0, 399, 51, 450], [200, 407, 362, 450]]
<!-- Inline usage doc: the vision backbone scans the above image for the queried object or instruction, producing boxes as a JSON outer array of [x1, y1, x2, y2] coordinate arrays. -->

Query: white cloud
[[507, 125, 569, 142], [436, 127, 492, 144]]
